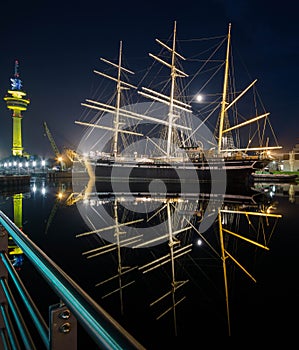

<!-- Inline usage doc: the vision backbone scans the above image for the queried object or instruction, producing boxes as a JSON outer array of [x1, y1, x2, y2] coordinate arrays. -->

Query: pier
[[0, 174, 31, 187]]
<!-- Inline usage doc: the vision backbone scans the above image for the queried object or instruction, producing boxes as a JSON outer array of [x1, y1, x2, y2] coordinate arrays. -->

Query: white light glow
[[195, 94, 203, 102], [197, 239, 203, 246]]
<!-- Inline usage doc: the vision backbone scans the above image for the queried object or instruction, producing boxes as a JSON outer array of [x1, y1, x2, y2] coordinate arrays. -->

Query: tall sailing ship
[[75, 22, 281, 190]]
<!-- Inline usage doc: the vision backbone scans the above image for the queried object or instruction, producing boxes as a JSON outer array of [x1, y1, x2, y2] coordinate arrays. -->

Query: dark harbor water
[[0, 176, 298, 348]]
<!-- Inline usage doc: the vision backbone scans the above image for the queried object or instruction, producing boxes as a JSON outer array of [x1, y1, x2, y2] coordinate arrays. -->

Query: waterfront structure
[[3, 60, 30, 157], [270, 143, 299, 172], [285, 143, 299, 171]]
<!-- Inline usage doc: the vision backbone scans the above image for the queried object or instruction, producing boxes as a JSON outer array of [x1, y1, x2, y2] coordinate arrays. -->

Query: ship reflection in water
[[1, 179, 298, 345], [72, 179, 282, 341]]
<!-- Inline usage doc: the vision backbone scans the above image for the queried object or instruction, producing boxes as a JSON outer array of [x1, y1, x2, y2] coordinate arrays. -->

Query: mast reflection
[[74, 182, 282, 336]]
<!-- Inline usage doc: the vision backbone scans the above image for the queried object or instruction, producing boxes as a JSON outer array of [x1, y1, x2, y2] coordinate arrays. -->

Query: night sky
[[0, 0, 298, 159]]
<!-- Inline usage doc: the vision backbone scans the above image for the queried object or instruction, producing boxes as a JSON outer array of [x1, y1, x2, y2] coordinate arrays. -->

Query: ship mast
[[166, 21, 178, 157], [113, 41, 124, 157], [218, 23, 231, 154], [138, 21, 191, 157], [217, 24, 282, 155], [75, 41, 142, 157], [76, 21, 192, 159]]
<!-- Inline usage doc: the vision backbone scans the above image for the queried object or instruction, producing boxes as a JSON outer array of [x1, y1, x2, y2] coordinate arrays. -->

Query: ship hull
[[95, 158, 269, 193], [252, 172, 298, 183]]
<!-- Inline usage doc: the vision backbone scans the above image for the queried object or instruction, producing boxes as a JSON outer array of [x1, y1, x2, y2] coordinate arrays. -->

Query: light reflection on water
[[0, 178, 298, 345]]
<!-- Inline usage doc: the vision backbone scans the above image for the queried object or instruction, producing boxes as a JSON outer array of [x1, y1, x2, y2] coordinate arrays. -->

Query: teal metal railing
[[0, 210, 146, 350]]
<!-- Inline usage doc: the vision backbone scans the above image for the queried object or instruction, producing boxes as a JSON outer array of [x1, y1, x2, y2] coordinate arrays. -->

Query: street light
[[41, 160, 46, 174], [32, 160, 36, 174]]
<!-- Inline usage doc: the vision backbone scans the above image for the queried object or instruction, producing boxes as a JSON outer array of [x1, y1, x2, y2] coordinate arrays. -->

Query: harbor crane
[[43, 121, 66, 170]]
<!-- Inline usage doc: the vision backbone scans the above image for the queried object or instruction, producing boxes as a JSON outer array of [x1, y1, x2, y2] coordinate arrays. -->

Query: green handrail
[[0, 210, 145, 350]]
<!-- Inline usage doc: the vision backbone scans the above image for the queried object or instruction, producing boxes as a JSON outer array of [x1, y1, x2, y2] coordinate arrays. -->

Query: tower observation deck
[[3, 60, 30, 156]]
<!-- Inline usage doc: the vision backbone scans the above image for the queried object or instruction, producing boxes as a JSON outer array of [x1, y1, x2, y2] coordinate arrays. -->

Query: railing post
[[49, 303, 77, 350]]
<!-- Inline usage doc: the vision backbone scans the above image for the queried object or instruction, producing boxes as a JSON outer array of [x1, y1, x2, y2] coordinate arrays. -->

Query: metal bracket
[[49, 303, 77, 350], [0, 225, 8, 279]]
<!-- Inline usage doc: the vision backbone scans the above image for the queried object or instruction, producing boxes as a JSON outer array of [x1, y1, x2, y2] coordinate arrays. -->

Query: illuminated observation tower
[[3, 60, 30, 157]]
